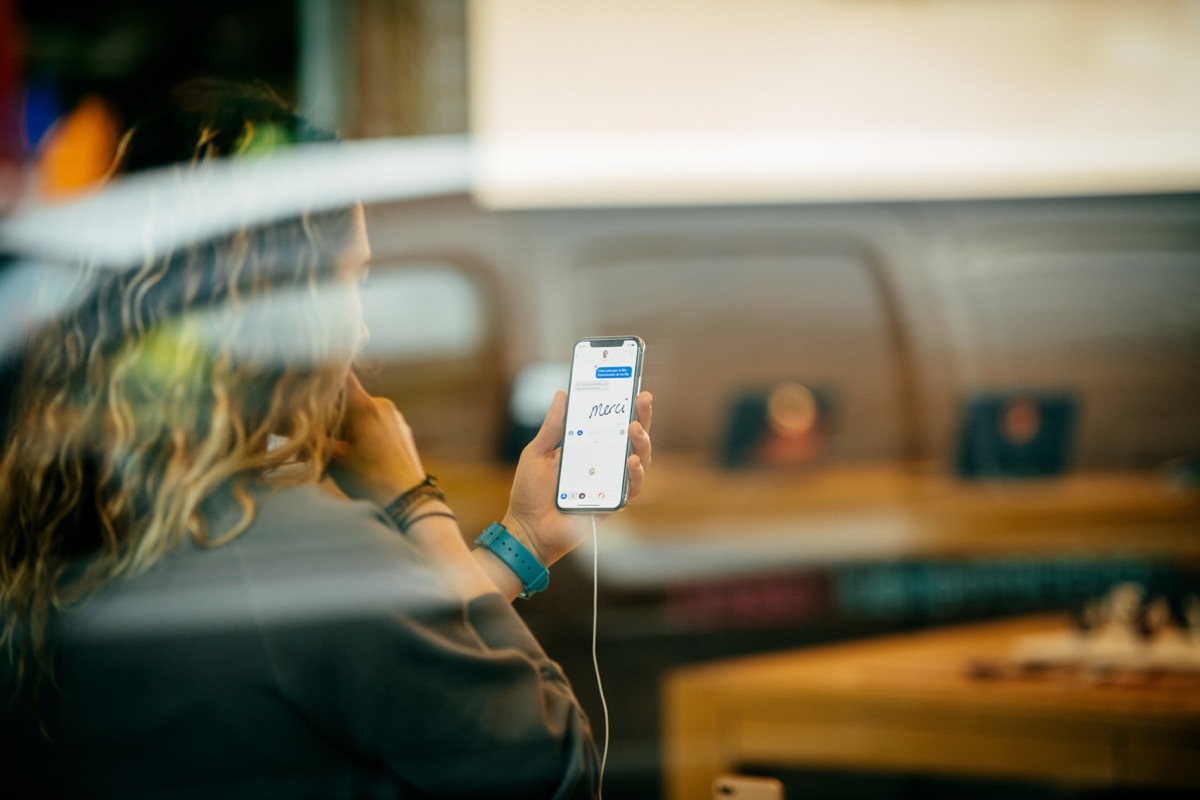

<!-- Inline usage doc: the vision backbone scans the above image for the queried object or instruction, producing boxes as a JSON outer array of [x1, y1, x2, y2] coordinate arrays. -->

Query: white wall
[[469, 0, 1200, 207]]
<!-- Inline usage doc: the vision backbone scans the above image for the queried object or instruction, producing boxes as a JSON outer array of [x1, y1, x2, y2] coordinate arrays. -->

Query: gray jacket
[[2, 483, 598, 799]]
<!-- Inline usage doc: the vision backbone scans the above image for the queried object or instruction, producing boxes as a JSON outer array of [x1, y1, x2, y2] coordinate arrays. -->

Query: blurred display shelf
[[431, 457, 1200, 586]]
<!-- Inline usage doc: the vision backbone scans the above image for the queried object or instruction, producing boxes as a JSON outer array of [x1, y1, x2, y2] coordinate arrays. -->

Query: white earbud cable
[[591, 513, 609, 797]]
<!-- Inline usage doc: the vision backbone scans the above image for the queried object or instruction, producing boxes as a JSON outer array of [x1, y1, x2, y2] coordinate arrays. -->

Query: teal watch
[[475, 522, 550, 599]]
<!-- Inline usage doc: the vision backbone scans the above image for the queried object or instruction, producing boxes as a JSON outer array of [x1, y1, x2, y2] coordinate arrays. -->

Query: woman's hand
[[501, 390, 654, 566], [328, 373, 518, 601], [326, 371, 426, 506]]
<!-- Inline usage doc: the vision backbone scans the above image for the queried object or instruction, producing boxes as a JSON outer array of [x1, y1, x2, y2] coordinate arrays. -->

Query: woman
[[0, 80, 653, 799]]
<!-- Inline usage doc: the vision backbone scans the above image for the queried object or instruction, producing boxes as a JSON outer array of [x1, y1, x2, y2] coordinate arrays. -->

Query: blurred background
[[2, 1, 1199, 798]]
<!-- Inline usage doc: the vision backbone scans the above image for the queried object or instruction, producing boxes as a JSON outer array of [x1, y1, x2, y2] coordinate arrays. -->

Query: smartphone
[[713, 774, 785, 799], [555, 336, 645, 513]]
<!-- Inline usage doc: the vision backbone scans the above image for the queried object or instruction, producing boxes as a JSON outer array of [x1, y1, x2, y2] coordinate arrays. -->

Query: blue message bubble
[[595, 366, 633, 379]]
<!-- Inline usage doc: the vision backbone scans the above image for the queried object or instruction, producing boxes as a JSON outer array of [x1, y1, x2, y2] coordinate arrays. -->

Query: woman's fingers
[[625, 392, 653, 499], [635, 391, 653, 434], [628, 419, 652, 469], [626, 454, 646, 500], [624, 392, 653, 500]]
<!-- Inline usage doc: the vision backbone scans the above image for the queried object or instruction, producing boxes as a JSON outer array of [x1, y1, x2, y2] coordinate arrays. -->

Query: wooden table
[[663, 614, 1200, 800]]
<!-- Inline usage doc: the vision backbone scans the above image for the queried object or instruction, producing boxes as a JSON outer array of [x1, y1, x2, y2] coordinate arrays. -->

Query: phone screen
[[556, 336, 644, 513]]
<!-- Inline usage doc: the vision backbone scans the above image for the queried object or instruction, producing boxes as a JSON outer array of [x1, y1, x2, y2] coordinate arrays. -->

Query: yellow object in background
[[37, 94, 119, 199]]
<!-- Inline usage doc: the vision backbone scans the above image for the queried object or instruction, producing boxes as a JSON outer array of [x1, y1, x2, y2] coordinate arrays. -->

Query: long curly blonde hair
[[1, 80, 355, 694]]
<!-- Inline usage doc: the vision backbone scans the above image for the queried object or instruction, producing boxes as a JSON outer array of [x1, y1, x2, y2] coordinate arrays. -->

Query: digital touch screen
[[556, 337, 643, 512]]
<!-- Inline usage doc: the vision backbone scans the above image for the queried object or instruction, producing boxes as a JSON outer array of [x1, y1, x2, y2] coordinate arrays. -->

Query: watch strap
[[475, 522, 550, 599]]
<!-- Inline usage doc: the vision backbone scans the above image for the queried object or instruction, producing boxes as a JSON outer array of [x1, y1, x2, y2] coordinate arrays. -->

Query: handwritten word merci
[[589, 401, 628, 420]]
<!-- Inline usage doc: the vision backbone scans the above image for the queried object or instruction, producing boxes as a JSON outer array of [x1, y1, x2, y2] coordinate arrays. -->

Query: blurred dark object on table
[[956, 392, 1076, 478]]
